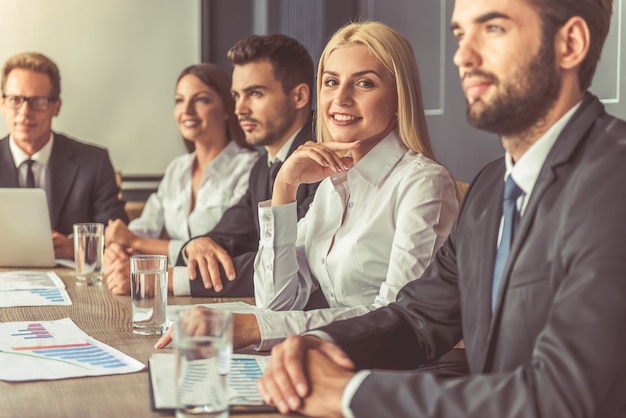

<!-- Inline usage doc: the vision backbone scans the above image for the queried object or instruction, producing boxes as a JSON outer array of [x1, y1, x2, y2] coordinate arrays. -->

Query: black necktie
[[491, 175, 524, 312], [24, 159, 36, 188], [268, 160, 282, 194]]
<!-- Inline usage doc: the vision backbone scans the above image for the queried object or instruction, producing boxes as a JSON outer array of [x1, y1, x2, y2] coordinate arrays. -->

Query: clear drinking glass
[[174, 308, 233, 418], [73, 223, 104, 285], [130, 255, 168, 335]]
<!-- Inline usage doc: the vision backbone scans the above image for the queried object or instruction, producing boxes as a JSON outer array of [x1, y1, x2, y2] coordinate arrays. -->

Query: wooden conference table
[[0, 267, 287, 418]]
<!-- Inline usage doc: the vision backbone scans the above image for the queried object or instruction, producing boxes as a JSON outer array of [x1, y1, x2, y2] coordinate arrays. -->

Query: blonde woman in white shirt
[[103, 64, 258, 295], [157, 21, 459, 350]]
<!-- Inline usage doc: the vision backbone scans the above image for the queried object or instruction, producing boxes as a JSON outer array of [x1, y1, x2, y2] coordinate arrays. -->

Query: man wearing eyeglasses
[[0, 52, 127, 259]]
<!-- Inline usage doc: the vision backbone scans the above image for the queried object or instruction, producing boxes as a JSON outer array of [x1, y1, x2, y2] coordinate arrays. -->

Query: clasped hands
[[257, 335, 356, 417]]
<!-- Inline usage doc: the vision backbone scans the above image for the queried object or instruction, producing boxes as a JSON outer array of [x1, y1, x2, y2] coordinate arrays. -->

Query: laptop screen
[[0, 188, 56, 267]]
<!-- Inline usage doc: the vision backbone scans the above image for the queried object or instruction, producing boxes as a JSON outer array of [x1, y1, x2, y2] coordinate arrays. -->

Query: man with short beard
[[256, 0, 626, 417]]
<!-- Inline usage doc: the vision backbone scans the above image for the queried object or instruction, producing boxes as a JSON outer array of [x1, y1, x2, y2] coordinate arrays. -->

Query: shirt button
[[348, 202, 354, 209], [266, 264, 273, 271], [321, 258, 325, 265]]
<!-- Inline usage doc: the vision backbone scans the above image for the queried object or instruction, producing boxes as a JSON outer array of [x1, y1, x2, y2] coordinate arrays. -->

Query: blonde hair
[[1, 52, 61, 99], [316, 21, 436, 160]]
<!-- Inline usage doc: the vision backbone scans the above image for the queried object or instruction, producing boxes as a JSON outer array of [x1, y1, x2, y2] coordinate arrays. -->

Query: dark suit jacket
[[0, 132, 128, 235], [178, 120, 320, 297], [318, 94, 626, 417]]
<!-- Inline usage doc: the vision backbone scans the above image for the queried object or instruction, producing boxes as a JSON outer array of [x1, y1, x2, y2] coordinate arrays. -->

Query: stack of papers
[[0, 271, 71, 307], [0, 318, 144, 381]]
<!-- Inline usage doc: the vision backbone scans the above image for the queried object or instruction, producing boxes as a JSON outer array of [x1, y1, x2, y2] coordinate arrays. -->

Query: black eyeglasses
[[2, 95, 56, 111]]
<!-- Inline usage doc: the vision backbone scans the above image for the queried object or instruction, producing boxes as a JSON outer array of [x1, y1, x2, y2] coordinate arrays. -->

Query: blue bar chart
[[0, 271, 71, 307], [0, 319, 144, 381], [228, 357, 265, 404]]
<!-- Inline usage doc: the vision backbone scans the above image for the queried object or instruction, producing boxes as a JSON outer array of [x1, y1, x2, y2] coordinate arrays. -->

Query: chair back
[[455, 180, 469, 203]]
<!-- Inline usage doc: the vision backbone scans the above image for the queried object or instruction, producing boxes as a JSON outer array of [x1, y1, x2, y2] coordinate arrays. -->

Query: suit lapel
[[466, 162, 506, 371], [486, 94, 606, 349], [47, 134, 79, 229], [0, 137, 20, 187]]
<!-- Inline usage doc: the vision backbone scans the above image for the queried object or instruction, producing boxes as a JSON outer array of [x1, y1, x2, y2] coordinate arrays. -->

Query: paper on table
[[149, 352, 272, 411], [0, 271, 71, 307], [55, 258, 76, 269], [0, 318, 144, 382], [167, 301, 257, 319]]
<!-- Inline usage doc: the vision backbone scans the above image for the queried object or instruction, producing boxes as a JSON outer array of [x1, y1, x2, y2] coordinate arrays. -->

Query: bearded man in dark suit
[[257, 0, 626, 417]]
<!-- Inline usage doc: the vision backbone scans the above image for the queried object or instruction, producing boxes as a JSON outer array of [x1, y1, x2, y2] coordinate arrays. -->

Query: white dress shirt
[[252, 129, 459, 350], [170, 128, 301, 294], [499, 102, 582, 240], [267, 126, 299, 164], [128, 140, 258, 264], [9, 133, 54, 190], [341, 102, 582, 418]]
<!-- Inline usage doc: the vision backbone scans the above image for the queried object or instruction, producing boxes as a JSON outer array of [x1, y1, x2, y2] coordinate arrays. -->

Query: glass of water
[[174, 307, 233, 418], [73, 223, 104, 285], [130, 254, 168, 335]]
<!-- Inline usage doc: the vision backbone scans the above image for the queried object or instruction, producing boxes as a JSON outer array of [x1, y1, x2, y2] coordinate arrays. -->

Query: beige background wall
[[1, 0, 623, 180], [0, 0, 201, 175]]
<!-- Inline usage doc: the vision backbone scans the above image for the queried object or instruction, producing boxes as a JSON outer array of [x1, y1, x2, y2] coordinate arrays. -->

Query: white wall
[[0, 0, 201, 175]]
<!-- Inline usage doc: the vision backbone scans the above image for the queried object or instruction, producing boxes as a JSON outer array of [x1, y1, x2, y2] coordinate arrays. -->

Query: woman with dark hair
[[103, 64, 258, 294]]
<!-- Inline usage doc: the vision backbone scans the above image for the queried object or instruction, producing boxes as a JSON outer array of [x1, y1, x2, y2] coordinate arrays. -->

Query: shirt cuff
[[171, 266, 191, 296], [252, 309, 284, 351], [303, 330, 335, 342], [258, 200, 297, 248], [342, 370, 371, 418], [168, 239, 184, 266]]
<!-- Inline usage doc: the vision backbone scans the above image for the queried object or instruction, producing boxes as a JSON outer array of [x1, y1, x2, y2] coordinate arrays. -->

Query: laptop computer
[[0, 188, 56, 267]]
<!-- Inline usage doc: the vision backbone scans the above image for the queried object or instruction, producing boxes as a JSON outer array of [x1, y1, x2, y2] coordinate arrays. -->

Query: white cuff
[[302, 330, 335, 342], [168, 239, 184, 265], [342, 370, 371, 418], [257, 200, 297, 248], [171, 266, 191, 296]]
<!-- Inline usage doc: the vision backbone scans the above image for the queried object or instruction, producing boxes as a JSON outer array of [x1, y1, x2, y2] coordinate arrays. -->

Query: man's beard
[[465, 39, 561, 137], [242, 99, 297, 147]]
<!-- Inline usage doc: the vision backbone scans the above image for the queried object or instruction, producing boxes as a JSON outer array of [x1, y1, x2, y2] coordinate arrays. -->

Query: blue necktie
[[491, 175, 524, 312]]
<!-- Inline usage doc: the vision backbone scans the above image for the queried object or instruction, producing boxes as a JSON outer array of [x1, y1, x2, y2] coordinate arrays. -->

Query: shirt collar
[[9, 132, 54, 168], [332, 129, 408, 187], [180, 140, 247, 188], [267, 127, 302, 166], [202, 140, 242, 173], [505, 102, 582, 197]]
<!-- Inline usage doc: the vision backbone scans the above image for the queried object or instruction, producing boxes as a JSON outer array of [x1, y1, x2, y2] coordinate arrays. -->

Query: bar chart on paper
[[0, 318, 144, 381], [11, 322, 53, 339], [149, 353, 272, 410], [0, 271, 71, 307], [228, 356, 268, 404]]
